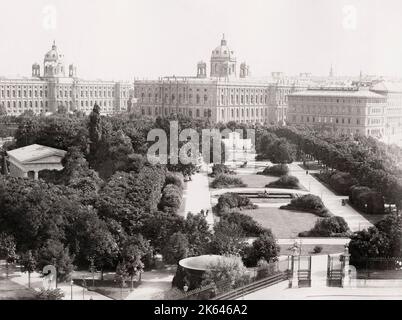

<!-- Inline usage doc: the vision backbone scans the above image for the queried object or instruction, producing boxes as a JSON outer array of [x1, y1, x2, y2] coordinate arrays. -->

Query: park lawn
[[0, 276, 36, 300], [279, 244, 345, 256], [236, 174, 277, 188], [242, 207, 318, 239]]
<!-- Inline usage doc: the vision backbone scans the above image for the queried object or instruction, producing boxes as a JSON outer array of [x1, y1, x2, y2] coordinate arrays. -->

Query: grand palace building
[[0, 41, 132, 116], [133, 35, 307, 124]]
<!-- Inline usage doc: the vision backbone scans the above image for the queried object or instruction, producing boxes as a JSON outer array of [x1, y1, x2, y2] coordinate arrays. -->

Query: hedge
[[165, 171, 184, 190], [210, 164, 235, 177], [159, 183, 183, 214], [218, 211, 265, 237], [210, 174, 247, 189], [299, 216, 350, 237], [257, 164, 289, 177], [280, 194, 330, 217], [266, 175, 300, 189], [214, 193, 257, 214]]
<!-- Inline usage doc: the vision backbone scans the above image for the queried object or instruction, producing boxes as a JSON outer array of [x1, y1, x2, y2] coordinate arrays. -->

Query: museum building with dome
[[0, 41, 132, 116], [133, 35, 306, 124]]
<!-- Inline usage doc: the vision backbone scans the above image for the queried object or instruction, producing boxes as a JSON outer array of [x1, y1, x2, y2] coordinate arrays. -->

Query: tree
[[137, 211, 185, 252], [20, 250, 37, 288], [183, 213, 213, 256], [114, 261, 129, 299], [244, 231, 279, 267], [0, 103, 6, 116], [37, 239, 75, 282], [162, 232, 189, 264], [88, 103, 102, 162], [268, 138, 296, 164], [96, 166, 166, 236], [120, 234, 151, 289], [0, 232, 18, 278], [208, 220, 246, 256], [66, 207, 118, 277]]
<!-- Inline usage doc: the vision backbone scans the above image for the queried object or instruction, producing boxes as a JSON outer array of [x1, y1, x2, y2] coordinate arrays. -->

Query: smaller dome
[[32, 62, 40, 67], [211, 35, 235, 59], [44, 41, 64, 62]]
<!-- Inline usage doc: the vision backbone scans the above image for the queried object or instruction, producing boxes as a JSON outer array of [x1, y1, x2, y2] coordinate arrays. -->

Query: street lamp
[[70, 280, 74, 300]]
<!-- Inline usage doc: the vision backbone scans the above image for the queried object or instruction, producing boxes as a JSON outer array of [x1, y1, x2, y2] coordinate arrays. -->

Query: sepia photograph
[[0, 0, 401, 308]]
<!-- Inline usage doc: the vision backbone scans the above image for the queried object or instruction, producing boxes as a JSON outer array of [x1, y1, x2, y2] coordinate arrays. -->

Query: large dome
[[211, 35, 235, 59], [44, 41, 64, 62]]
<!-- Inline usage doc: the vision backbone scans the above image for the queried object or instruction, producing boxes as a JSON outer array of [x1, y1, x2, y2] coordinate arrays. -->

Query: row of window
[[220, 94, 268, 106], [3, 99, 126, 110], [220, 107, 267, 120], [292, 115, 362, 125], [290, 97, 385, 104]]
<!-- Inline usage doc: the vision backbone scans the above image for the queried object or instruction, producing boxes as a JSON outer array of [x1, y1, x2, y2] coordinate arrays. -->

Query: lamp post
[[82, 278, 86, 300], [70, 280, 74, 300]]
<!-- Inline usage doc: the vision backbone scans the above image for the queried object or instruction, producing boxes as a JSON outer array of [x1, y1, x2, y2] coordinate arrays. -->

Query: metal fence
[[154, 259, 291, 300]]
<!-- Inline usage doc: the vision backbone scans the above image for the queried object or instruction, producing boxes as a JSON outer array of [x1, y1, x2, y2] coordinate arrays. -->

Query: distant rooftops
[[290, 87, 385, 98]]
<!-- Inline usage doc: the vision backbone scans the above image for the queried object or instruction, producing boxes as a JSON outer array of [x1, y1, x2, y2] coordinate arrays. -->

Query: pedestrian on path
[[306, 170, 309, 175]]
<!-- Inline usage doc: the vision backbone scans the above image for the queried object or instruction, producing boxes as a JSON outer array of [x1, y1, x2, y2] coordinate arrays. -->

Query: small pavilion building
[[6, 144, 67, 180]]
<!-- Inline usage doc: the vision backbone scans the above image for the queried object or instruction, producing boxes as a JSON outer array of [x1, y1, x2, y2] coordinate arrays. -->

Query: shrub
[[211, 174, 247, 189], [258, 164, 289, 177], [256, 259, 277, 280], [201, 255, 251, 290], [266, 175, 300, 189], [313, 246, 323, 254], [165, 171, 184, 190], [299, 216, 350, 237], [214, 193, 257, 214], [349, 185, 385, 215], [219, 211, 265, 237], [280, 194, 330, 217], [159, 184, 183, 214], [35, 288, 65, 300], [210, 164, 235, 177]]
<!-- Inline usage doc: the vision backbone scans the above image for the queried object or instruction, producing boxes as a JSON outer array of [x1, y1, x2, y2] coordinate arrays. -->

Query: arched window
[[246, 109, 249, 117], [196, 94, 200, 104], [204, 95, 208, 104], [236, 109, 239, 117], [231, 109, 234, 118], [221, 109, 224, 119]]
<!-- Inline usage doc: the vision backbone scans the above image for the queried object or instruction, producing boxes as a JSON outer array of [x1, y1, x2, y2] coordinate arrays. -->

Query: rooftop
[[370, 81, 402, 93], [7, 144, 67, 163], [289, 88, 384, 99]]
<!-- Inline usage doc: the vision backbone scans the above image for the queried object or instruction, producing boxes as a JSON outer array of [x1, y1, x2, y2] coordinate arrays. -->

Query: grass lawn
[[235, 174, 277, 188], [279, 244, 345, 256], [242, 207, 318, 238], [0, 276, 36, 300]]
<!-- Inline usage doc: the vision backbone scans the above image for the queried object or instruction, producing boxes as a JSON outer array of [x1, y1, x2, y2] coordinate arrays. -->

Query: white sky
[[0, 0, 401, 81]]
